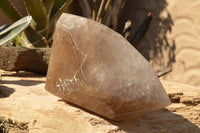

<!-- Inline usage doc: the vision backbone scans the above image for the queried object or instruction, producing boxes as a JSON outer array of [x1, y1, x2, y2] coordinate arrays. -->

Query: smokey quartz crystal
[[45, 13, 170, 121]]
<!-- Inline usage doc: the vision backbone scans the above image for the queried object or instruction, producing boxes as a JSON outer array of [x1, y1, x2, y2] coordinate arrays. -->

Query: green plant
[[90, 1, 153, 46], [77, 0, 128, 33], [92, 0, 112, 24], [0, 0, 74, 48], [0, 16, 32, 47]]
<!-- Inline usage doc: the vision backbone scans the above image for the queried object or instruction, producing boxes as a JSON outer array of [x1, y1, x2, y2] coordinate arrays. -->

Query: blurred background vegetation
[[0, 0, 151, 49], [0, 0, 175, 78]]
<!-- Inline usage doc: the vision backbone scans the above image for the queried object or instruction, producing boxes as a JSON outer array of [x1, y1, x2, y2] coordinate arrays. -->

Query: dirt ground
[[0, 71, 199, 133]]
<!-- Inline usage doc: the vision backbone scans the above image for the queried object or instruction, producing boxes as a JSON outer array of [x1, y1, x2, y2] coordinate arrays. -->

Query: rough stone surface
[[0, 46, 50, 74], [0, 72, 199, 133], [45, 13, 170, 121]]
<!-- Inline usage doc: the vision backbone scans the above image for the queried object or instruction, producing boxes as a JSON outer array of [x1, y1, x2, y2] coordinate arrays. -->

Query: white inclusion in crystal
[[56, 83, 61, 91], [56, 84, 61, 87], [79, 81, 83, 87], [59, 78, 63, 82], [56, 72, 81, 95], [65, 73, 78, 83], [56, 78, 66, 92], [65, 73, 79, 94], [98, 72, 106, 84], [127, 82, 132, 87], [77, 24, 81, 28]]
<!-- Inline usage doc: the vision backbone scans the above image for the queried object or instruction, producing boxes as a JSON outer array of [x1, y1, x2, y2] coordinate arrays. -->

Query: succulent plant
[[0, 16, 32, 47], [0, 0, 74, 48]]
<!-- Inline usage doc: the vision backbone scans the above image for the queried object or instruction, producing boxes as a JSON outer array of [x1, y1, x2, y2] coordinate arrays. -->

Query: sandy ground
[[162, 0, 200, 87], [119, 0, 200, 88], [0, 71, 200, 132]]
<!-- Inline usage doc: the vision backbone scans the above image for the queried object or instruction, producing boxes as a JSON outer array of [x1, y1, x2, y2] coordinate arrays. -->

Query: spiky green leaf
[[50, 0, 66, 19], [46, 0, 74, 38], [51, 0, 74, 22], [24, 26, 47, 48], [23, 0, 48, 31], [0, 16, 32, 46], [0, 0, 21, 22], [43, 0, 55, 18]]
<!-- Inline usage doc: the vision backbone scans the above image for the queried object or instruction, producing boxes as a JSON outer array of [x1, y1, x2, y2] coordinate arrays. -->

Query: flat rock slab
[[0, 72, 200, 133]]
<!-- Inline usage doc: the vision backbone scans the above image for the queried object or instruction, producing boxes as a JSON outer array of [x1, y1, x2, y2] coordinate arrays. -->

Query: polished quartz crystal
[[45, 13, 170, 121]]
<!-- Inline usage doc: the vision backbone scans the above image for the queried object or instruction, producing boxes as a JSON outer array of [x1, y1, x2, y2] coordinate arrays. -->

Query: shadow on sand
[[60, 100, 200, 132]]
